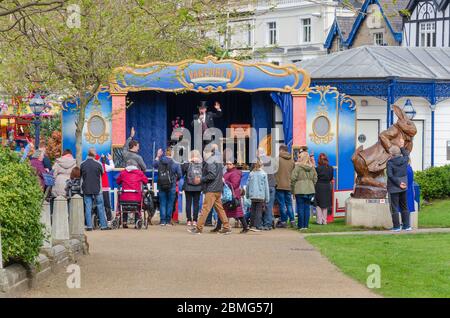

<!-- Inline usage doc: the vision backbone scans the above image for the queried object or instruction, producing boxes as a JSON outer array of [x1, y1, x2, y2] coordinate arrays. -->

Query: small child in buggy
[[116, 160, 149, 228]]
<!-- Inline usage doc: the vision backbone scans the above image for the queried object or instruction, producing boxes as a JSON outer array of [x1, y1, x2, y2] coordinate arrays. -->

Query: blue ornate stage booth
[[62, 56, 357, 217]]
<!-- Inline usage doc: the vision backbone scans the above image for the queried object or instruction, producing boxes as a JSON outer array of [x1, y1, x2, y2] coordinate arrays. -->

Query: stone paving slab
[[21, 225, 378, 298]]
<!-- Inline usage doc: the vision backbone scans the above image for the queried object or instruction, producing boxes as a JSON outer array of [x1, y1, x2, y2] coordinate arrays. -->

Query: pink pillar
[[111, 93, 127, 146], [292, 93, 307, 146]]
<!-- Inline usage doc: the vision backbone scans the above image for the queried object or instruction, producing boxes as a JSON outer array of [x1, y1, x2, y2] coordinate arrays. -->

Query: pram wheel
[[136, 219, 143, 230]]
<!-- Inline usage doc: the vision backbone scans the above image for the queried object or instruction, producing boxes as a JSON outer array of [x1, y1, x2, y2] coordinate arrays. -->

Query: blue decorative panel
[[62, 91, 112, 160], [111, 56, 310, 94], [337, 94, 356, 191], [306, 86, 339, 168], [307, 86, 356, 191]]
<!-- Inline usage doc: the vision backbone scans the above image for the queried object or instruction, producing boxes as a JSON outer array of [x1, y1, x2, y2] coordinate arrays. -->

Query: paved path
[[22, 225, 377, 298]]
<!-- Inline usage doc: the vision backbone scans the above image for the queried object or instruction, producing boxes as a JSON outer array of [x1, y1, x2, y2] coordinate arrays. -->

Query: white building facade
[[403, 0, 450, 48], [217, 0, 354, 64]]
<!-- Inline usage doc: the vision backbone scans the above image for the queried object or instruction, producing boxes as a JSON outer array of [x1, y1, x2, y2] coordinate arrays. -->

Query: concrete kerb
[[0, 239, 84, 297]]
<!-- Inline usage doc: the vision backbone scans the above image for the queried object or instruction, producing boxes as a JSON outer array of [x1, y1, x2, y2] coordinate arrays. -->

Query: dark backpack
[[186, 162, 202, 185], [158, 162, 172, 191]]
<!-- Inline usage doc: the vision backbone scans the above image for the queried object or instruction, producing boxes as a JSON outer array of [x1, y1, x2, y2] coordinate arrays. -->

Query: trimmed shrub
[[415, 165, 450, 201], [0, 146, 44, 266]]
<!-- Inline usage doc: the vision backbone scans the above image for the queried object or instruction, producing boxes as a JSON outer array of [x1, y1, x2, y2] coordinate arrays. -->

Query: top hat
[[198, 101, 208, 109]]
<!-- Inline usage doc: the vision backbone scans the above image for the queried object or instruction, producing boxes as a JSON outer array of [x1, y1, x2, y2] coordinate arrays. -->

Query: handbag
[[42, 172, 55, 187]]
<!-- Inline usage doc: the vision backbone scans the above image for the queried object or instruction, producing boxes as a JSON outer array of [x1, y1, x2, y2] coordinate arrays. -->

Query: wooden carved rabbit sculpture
[[352, 105, 417, 199]]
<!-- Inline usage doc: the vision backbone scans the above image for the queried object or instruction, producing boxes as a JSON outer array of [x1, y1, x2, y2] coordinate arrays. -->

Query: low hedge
[[0, 146, 44, 266], [415, 165, 450, 201]]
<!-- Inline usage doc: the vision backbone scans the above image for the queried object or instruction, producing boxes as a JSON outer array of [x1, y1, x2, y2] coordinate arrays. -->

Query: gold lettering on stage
[[187, 67, 234, 83]]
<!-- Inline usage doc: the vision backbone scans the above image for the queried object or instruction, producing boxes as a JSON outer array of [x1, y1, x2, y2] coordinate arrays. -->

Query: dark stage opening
[[126, 91, 275, 167]]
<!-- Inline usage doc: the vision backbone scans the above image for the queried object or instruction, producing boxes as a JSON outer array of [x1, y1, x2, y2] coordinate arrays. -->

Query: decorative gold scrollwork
[[85, 109, 109, 145], [309, 111, 334, 145]]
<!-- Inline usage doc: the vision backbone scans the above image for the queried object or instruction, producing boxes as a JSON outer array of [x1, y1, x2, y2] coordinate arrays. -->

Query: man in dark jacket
[[189, 146, 231, 234], [386, 141, 411, 231], [275, 144, 295, 228], [123, 127, 147, 172], [80, 148, 110, 231], [154, 148, 182, 226], [191, 101, 222, 132]]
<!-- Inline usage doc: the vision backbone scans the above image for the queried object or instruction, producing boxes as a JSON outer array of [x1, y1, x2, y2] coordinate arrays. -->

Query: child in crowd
[[65, 166, 82, 198], [242, 188, 252, 224], [246, 161, 270, 231]]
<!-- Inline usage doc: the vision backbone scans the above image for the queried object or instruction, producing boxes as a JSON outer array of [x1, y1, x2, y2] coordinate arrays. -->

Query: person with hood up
[[275, 144, 295, 228], [116, 160, 149, 228], [291, 151, 317, 230], [52, 149, 77, 197], [386, 139, 411, 232]]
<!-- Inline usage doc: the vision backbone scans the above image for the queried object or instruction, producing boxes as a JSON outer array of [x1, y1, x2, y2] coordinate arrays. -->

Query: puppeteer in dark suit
[[191, 101, 222, 132]]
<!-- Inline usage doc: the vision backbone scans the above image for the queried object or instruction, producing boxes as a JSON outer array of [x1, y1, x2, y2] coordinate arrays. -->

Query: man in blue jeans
[[80, 148, 110, 231], [154, 148, 182, 226], [274, 144, 295, 228]]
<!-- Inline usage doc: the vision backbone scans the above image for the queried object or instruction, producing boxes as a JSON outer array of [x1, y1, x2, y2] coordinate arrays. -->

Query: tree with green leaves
[[0, 0, 225, 164]]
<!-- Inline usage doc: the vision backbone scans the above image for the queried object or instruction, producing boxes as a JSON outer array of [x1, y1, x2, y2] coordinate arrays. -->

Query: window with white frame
[[247, 23, 252, 47], [301, 18, 311, 43], [419, 22, 436, 47], [268, 22, 277, 45], [374, 32, 384, 45]]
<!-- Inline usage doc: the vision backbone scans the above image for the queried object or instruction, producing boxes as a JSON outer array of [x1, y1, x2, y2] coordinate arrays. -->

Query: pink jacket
[[223, 167, 244, 218], [116, 167, 148, 202]]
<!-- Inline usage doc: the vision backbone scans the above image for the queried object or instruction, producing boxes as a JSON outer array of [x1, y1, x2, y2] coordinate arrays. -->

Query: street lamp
[[29, 94, 46, 149], [402, 99, 416, 120]]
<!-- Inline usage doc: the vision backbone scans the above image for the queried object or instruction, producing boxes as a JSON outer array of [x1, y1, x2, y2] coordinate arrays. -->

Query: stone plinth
[[52, 196, 70, 243], [345, 198, 418, 229], [40, 201, 52, 249], [69, 195, 85, 240]]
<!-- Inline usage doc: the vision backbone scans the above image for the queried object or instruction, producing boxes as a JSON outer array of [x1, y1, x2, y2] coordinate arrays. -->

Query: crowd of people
[[15, 100, 415, 234], [15, 127, 337, 234]]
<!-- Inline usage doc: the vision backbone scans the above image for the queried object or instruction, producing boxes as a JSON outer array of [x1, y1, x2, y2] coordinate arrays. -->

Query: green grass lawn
[[306, 233, 450, 298], [293, 198, 450, 234], [294, 217, 376, 233], [419, 199, 450, 228]]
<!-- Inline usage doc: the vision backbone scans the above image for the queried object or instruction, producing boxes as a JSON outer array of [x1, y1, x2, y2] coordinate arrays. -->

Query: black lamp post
[[29, 94, 46, 150]]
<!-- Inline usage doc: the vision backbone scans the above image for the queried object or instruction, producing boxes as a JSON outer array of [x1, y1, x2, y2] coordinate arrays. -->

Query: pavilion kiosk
[[62, 56, 358, 220]]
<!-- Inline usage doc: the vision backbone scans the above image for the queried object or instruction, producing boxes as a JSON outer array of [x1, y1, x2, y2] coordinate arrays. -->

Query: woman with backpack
[[212, 159, 249, 233], [154, 148, 182, 226], [182, 150, 203, 227]]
